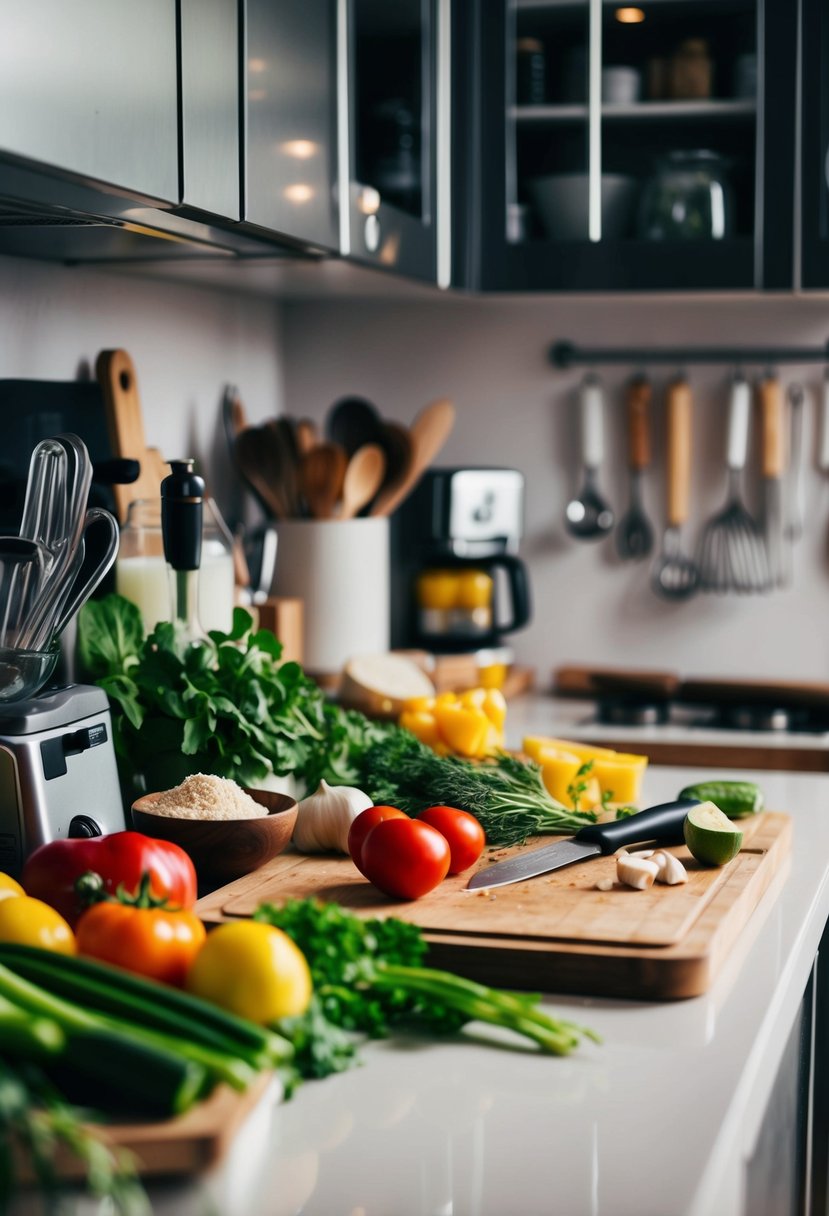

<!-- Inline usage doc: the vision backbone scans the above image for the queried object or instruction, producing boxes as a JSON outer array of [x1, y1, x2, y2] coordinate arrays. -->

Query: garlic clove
[[616, 854, 660, 890], [651, 850, 688, 886]]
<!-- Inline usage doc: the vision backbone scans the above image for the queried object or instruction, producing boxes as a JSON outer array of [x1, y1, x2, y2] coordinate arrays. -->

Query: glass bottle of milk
[[115, 497, 235, 635]]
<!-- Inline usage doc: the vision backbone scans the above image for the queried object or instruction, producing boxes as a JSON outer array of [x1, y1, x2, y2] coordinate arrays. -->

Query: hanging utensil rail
[[550, 341, 829, 369]]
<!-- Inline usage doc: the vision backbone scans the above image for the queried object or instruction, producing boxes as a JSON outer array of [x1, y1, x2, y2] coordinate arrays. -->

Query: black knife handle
[[573, 799, 700, 854]]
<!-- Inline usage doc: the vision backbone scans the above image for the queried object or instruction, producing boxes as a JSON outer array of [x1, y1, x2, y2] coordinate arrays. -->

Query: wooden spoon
[[372, 398, 455, 516], [326, 396, 385, 456], [234, 426, 290, 519], [340, 444, 387, 519], [300, 443, 348, 519], [295, 418, 319, 455]]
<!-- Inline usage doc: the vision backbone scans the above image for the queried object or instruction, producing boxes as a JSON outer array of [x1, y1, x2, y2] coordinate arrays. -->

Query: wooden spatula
[[372, 398, 455, 516]]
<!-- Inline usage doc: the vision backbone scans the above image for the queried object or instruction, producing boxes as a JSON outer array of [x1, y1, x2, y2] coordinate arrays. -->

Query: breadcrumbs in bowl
[[131, 776, 297, 883]]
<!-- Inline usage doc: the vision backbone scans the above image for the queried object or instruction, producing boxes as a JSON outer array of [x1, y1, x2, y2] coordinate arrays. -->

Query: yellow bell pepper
[[589, 753, 648, 804], [523, 736, 647, 808], [401, 687, 506, 759], [523, 735, 618, 764], [433, 702, 492, 758], [481, 688, 507, 731], [399, 709, 443, 749], [539, 748, 601, 810]]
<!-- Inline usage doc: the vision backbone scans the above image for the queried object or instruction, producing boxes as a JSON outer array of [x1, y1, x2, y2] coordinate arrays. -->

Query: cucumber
[[677, 780, 764, 818]]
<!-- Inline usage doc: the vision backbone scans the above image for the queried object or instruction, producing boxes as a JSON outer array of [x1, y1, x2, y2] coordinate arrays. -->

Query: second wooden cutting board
[[197, 813, 791, 999]]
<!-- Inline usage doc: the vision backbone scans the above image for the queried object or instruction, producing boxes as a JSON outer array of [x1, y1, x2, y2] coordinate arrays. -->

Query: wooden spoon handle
[[666, 378, 692, 527], [626, 377, 652, 471]]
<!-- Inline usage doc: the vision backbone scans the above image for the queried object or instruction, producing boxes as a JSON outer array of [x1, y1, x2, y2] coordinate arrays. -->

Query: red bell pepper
[[21, 831, 197, 927]]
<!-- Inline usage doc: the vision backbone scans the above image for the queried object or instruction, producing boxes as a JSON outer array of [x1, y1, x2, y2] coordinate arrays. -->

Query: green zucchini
[[677, 780, 764, 818], [0, 945, 292, 1069]]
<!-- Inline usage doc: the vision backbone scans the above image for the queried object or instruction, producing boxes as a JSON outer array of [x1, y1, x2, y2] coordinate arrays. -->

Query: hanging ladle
[[564, 375, 615, 540]]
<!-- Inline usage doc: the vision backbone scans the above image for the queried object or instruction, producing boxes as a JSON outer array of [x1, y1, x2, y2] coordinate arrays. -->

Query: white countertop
[[141, 756, 829, 1216]]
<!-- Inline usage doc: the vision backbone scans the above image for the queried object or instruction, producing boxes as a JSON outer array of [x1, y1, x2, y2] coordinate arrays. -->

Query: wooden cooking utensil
[[340, 443, 387, 519], [96, 348, 169, 523], [295, 418, 319, 455], [372, 397, 455, 516], [266, 417, 302, 517], [326, 396, 385, 456], [234, 426, 290, 519], [300, 442, 348, 519]]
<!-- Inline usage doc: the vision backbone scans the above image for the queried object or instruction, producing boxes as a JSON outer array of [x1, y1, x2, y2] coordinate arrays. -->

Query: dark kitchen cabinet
[[458, 0, 798, 292], [340, 0, 452, 286], [0, 0, 178, 205], [243, 0, 339, 251], [800, 0, 829, 288]]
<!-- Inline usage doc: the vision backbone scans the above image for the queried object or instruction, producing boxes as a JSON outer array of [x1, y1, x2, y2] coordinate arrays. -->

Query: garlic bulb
[[292, 780, 373, 853]]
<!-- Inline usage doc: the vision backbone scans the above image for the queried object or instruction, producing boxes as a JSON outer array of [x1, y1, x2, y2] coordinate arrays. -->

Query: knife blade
[[466, 799, 700, 891]]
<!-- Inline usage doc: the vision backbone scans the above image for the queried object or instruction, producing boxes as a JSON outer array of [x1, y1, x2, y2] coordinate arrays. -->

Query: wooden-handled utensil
[[651, 377, 699, 600], [616, 377, 654, 560], [96, 348, 169, 523], [372, 398, 456, 516], [758, 374, 786, 586], [340, 444, 387, 519], [300, 442, 348, 519]]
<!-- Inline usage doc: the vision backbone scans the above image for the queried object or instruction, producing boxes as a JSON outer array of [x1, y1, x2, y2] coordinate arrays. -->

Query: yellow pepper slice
[[590, 753, 648, 804], [481, 688, 507, 730], [399, 708, 443, 749], [434, 702, 491, 758]]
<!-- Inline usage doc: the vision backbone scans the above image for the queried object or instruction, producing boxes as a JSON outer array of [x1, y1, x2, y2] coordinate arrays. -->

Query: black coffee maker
[[391, 468, 531, 659]]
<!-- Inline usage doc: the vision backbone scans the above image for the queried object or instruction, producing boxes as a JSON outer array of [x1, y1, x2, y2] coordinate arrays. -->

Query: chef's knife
[[467, 799, 700, 892], [758, 375, 785, 587]]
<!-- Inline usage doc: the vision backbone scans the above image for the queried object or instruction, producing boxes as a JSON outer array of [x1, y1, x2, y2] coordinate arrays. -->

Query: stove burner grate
[[596, 698, 670, 727]]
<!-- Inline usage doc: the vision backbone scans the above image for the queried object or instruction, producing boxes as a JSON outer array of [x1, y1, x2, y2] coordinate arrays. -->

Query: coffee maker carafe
[[392, 468, 531, 655]]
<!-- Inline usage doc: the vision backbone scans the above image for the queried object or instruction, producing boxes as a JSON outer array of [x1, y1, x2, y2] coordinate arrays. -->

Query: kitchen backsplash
[[3, 251, 829, 682], [281, 294, 829, 683], [0, 255, 285, 518]]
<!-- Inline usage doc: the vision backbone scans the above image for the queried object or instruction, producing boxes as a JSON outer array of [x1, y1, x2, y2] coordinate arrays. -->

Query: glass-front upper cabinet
[[470, 0, 797, 291], [801, 0, 829, 287], [340, 0, 452, 286]]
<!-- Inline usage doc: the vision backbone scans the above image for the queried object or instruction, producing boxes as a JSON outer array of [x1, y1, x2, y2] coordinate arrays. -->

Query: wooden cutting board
[[14, 1074, 277, 1183], [96, 348, 170, 522], [197, 812, 791, 1001]]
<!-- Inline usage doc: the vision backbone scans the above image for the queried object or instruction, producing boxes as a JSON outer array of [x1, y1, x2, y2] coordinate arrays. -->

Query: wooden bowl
[[130, 788, 297, 884]]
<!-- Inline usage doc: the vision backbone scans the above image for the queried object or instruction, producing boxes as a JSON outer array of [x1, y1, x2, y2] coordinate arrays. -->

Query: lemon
[[683, 801, 744, 866]]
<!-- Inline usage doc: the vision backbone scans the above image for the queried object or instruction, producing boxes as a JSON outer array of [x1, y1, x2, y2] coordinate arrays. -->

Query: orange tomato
[[76, 902, 206, 987]]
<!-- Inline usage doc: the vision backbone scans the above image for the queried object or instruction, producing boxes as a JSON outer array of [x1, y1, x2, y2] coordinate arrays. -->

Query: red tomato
[[418, 805, 486, 875], [360, 818, 450, 900], [348, 805, 408, 876]]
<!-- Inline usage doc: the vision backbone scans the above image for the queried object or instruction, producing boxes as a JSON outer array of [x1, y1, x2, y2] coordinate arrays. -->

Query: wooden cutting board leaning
[[196, 811, 791, 1001]]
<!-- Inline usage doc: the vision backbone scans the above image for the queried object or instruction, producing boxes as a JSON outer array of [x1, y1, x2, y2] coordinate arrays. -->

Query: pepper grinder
[[161, 459, 206, 641]]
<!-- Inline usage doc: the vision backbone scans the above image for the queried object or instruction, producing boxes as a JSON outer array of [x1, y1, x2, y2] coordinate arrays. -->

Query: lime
[[683, 801, 744, 867]]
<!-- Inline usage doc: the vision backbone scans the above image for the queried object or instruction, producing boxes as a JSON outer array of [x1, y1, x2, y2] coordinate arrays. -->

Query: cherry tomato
[[418, 805, 486, 874], [360, 818, 450, 900], [348, 805, 408, 876]]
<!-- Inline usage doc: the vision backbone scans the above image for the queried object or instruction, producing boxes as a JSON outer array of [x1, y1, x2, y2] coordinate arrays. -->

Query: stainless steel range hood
[[0, 160, 318, 265]]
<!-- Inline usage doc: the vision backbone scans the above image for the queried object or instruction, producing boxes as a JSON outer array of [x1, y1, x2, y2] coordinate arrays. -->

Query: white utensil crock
[[271, 518, 390, 675]]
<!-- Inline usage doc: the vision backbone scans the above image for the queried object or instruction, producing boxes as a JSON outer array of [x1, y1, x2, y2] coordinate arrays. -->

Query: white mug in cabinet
[[271, 518, 389, 676], [115, 499, 235, 635]]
